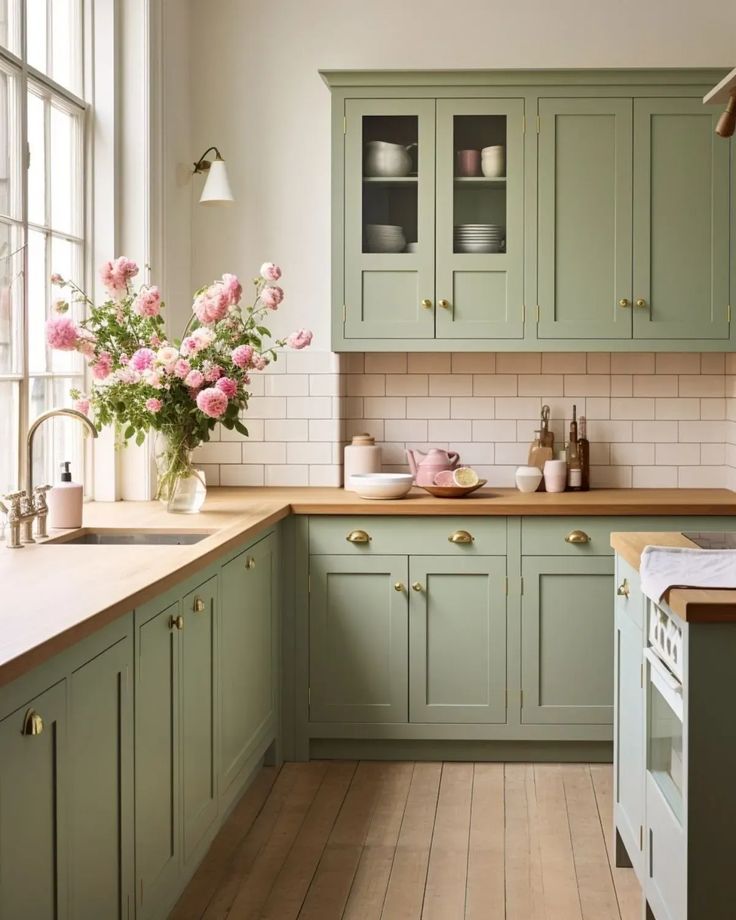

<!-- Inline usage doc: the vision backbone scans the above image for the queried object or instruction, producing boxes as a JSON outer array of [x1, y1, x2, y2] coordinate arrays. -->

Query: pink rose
[[73, 397, 90, 416], [91, 351, 113, 380], [156, 346, 179, 369], [192, 281, 230, 324], [180, 336, 197, 355], [77, 336, 96, 358], [46, 315, 79, 350], [99, 256, 138, 298], [50, 272, 64, 286], [130, 347, 156, 371], [216, 376, 237, 399], [191, 326, 215, 349], [196, 386, 228, 418], [260, 285, 284, 310], [231, 344, 253, 368], [173, 358, 191, 379], [287, 329, 313, 350], [222, 273, 243, 305], [253, 355, 268, 371], [145, 397, 163, 413], [203, 362, 222, 382], [133, 286, 161, 317], [116, 366, 140, 384], [184, 369, 204, 389], [260, 262, 282, 282], [143, 369, 162, 389]]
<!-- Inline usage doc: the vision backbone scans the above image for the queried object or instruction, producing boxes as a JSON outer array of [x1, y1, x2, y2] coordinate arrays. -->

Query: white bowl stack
[[454, 224, 505, 253], [366, 224, 407, 253]]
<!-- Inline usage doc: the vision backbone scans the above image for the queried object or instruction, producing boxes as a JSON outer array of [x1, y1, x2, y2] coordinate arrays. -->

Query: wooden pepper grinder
[[528, 405, 555, 491]]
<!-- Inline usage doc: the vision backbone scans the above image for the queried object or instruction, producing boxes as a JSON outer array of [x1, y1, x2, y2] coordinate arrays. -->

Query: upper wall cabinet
[[323, 69, 733, 351]]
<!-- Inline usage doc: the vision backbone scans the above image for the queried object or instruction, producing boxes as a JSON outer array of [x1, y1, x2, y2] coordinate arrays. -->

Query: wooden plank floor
[[171, 762, 641, 920]]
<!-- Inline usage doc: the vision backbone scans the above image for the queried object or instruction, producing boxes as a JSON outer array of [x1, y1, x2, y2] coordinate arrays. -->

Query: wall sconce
[[192, 147, 234, 205]]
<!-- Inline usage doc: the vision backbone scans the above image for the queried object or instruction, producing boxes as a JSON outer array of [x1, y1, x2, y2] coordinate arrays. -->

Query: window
[[0, 0, 86, 495]]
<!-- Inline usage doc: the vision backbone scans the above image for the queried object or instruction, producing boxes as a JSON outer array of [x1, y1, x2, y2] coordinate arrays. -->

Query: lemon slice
[[453, 466, 479, 487]]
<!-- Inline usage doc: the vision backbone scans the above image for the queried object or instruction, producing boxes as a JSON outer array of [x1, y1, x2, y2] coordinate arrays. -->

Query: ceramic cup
[[456, 149, 481, 177], [543, 459, 568, 493], [481, 145, 505, 178]]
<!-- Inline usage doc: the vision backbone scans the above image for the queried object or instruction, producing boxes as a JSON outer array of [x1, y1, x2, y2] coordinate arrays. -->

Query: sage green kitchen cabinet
[[181, 577, 218, 865], [537, 97, 633, 340], [409, 555, 507, 723], [309, 554, 409, 723], [521, 555, 615, 724], [220, 533, 278, 805], [68, 637, 133, 920], [0, 681, 67, 920], [632, 97, 730, 341]]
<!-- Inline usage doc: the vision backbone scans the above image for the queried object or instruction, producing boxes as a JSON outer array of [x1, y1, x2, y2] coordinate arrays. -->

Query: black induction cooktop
[[681, 532, 736, 550]]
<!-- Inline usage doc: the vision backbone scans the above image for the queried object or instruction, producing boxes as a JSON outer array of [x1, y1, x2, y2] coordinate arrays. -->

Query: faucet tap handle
[[33, 484, 51, 504]]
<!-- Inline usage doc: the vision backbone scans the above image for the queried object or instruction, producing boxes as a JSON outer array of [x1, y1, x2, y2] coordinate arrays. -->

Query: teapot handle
[[448, 451, 460, 467]]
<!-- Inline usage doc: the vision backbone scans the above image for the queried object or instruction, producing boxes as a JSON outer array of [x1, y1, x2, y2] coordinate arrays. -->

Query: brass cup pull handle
[[448, 530, 474, 545], [565, 530, 591, 545], [245, 556, 256, 569], [346, 530, 371, 544], [411, 582, 424, 592], [438, 299, 451, 309], [421, 298, 433, 310], [169, 614, 184, 631], [193, 596, 205, 613], [617, 579, 630, 598], [618, 298, 631, 308], [21, 708, 44, 736], [635, 298, 647, 308], [394, 582, 405, 593]]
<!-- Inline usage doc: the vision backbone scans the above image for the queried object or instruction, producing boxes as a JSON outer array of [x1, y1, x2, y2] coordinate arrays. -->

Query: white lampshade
[[199, 158, 234, 205]]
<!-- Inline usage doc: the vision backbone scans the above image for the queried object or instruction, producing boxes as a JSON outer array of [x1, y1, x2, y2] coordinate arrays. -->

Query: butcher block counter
[[2, 486, 736, 684]]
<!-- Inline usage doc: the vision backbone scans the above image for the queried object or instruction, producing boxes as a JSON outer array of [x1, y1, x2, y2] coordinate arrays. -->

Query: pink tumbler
[[456, 149, 481, 177]]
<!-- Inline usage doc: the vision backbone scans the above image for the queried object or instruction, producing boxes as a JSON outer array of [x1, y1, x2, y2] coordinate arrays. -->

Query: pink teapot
[[406, 448, 461, 486]]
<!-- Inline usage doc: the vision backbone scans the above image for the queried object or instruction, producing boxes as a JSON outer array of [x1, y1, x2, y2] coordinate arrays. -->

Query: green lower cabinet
[[68, 637, 134, 920], [309, 554, 409, 723], [0, 681, 67, 920], [220, 534, 277, 803], [181, 577, 218, 865], [409, 555, 507, 723], [521, 555, 614, 724]]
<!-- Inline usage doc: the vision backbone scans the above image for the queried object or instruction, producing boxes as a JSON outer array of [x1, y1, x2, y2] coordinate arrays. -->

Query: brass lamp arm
[[193, 147, 224, 173]]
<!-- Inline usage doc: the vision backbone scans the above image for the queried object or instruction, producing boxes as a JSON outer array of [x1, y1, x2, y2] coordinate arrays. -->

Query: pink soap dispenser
[[47, 461, 83, 529]]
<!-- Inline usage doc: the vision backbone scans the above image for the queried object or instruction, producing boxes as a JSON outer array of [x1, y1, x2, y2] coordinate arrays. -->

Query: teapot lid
[[351, 433, 375, 446]]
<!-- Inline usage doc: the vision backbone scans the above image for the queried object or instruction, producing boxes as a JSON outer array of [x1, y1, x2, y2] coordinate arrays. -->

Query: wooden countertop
[[611, 531, 736, 623], [4, 486, 736, 687]]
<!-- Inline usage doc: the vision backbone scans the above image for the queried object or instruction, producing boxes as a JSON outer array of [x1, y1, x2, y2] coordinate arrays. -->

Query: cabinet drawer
[[308, 516, 506, 556]]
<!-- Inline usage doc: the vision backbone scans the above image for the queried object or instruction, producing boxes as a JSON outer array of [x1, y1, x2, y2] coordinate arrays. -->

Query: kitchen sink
[[44, 529, 212, 546]]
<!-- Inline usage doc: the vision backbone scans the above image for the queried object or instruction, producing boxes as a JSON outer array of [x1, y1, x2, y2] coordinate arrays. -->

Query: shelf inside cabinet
[[453, 177, 507, 187], [363, 176, 418, 187]]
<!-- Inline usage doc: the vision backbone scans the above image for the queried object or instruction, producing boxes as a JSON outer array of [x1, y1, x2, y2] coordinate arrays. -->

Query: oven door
[[645, 647, 684, 825]]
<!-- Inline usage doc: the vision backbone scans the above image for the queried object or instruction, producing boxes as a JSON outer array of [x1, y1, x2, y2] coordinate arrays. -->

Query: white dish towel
[[639, 545, 736, 602]]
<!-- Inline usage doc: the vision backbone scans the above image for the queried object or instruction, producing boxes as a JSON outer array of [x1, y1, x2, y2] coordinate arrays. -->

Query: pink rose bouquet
[[46, 259, 312, 502]]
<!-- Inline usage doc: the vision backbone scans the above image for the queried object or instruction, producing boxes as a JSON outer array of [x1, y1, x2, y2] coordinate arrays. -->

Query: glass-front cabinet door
[[435, 98, 525, 339], [344, 99, 436, 339]]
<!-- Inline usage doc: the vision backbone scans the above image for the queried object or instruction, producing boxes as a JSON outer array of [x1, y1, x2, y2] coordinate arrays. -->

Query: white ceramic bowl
[[515, 465, 543, 493], [351, 473, 414, 500]]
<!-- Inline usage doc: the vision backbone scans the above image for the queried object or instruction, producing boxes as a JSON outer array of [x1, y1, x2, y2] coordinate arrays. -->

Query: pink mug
[[456, 149, 481, 177]]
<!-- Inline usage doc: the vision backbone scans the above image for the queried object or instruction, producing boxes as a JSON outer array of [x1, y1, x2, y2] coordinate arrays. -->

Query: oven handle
[[644, 647, 684, 721]]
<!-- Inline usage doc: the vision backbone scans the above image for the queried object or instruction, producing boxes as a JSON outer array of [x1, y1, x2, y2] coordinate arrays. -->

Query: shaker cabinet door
[[309, 554, 409, 723], [409, 555, 507, 723], [521, 555, 615, 724], [537, 97, 633, 340], [435, 98, 525, 340], [632, 97, 730, 341], [344, 98, 436, 340]]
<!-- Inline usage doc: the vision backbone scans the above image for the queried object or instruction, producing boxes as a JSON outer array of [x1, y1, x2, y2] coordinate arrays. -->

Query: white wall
[[180, 0, 736, 345]]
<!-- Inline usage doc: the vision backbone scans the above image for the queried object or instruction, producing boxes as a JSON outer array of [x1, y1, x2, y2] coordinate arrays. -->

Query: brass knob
[[421, 298, 433, 310], [169, 614, 184, 630], [394, 582, 405, 592], [411, 582, 423, 592], [245, 556, 256, 569], [193, 596, 205, 612], [21, 708, 43, 736], [618, 298, 631, 308], [565, 530, 590, 545], [635, 298, 647, 308], [438, 299, 450, 309], [448, 530, 474, 545], [346, 530, 371, 544], [617, 578, 630, 598]]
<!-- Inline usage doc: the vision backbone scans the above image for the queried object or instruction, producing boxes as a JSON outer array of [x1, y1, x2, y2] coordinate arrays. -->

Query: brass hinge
[[520, 689, 524, 706], [728, 304, 732, 323], [521, 304, 526, 322], [639, 825, 644, 850], [640, 663, 644, 689], [535, 305, 540, 322], [522, 116, 526, 135], [536, 115, 540, 134], [308, 574, 311, 593], [140, 879, 143, 905], [308, 687, 311, 709], [505, 576, 509, 595], [342, 304, 347, 323], [520, 576, 524, 596], [343, 116, 347, 135]]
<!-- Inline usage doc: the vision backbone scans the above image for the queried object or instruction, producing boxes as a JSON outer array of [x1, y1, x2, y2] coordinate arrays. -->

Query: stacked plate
[[366, 223, 407, 253], [454, 223, 504, 254]]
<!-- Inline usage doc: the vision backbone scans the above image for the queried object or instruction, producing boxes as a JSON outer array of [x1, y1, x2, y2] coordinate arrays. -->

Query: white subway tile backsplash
[[450, 397, 494, 419], [346, 374, 386, 396], [564, 375, 610, 397], [519, 374, 563, 396], [610, 353, 655, 374], [495, 397, 540, 419], [633, 375, 677, 397], [406, 397, 449, 419], [384, 419, 428, 442], [656, 353, 700, 374], [633, 420, 678, 442], [265, 374, 310, 396], [192, 442, 242, 464], [633, 466, 678, 488], [495, 353, 541, 374], [265, 464, 308, 486], [655, 397, 700, 420], [287, 396, 333, 418], [587, 353, 611, 374], [655, 443, 700, 466], [700, 353, 725, 374], [473, 420, 519, 441], [428, 419, 473, 442], [429, 374, 473, 396], [286, 441, 333, 464], [473, 374, 517, 396], [679, 375, 726, 397], [285, 351, 340, 374], [611, 398, 655, 420], [386, 374, 429, 396], [221, 464, 265, 486], [364, 353, 407, 374], [542, 353, 587, 374], [265, 419, 309, 441], [309, 465, 343, 487], [407, 353, 451, 374], [242, 441, 287, 464], [452, 353, 496, 373], [245, 396, 287, 419], [365, 396, 407, 419]]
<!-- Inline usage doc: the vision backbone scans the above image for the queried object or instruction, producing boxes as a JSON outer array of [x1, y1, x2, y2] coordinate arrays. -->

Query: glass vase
[[154, 432, 207, 514]]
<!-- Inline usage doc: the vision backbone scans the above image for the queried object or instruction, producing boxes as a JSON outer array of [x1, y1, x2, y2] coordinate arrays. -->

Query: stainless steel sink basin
[[45, 529, 212, 546]]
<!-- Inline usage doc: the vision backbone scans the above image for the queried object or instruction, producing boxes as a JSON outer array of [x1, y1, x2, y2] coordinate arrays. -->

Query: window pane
[[50, 102, 81, 235], [0, 219, 23, 373], [27, 89, 45, 226], [26, 0, 47, 74], [51, 0, 81, 94], [0, 63, 21, 220], [27, 226, 46, 372], [29, 375, 84, 491], [49, 233, 82, 364], [0, 379, 19, 493]]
